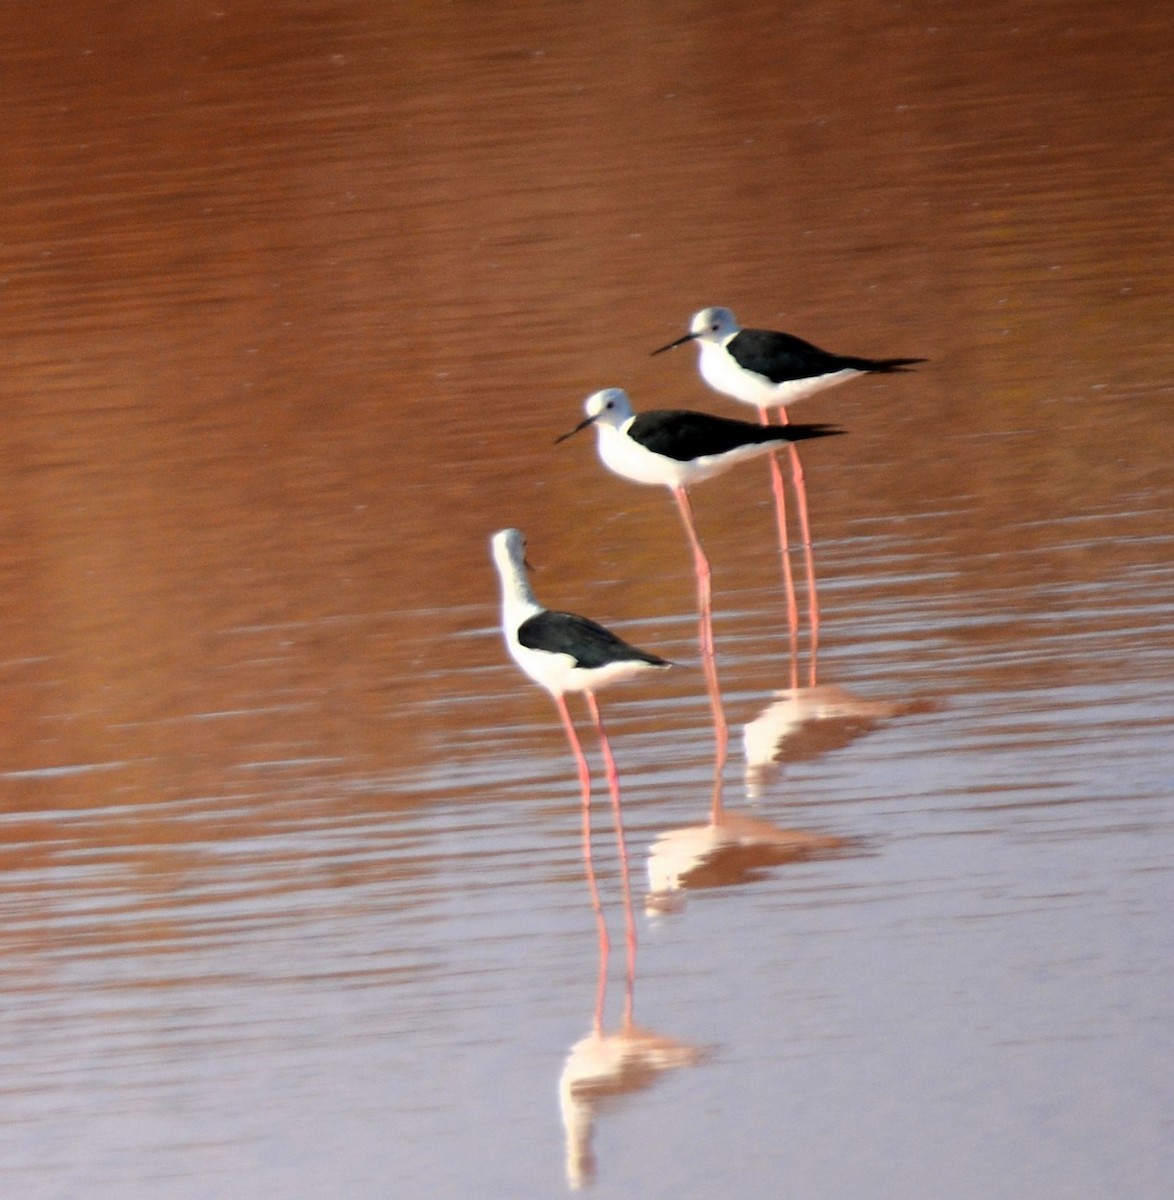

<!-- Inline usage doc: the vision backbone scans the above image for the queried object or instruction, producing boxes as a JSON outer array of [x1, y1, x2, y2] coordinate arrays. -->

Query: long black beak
[[554, 413, 597, 445], [650, 330, 697, 356]]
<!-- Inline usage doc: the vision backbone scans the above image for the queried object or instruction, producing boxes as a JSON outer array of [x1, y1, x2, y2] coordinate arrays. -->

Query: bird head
[[651, 306, 738, 354], [554, 388, 634, 443]]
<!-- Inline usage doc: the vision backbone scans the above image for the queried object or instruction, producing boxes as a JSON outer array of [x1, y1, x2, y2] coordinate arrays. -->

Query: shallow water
[[2, 2, 1173, 1196]]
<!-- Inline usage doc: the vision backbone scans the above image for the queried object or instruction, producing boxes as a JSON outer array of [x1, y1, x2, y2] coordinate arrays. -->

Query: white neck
[[492, 535, 541, 628]]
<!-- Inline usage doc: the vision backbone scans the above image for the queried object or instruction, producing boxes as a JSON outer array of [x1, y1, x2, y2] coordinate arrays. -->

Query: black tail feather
[[865, 356, 926, 373], [776, 423, 847, 444]]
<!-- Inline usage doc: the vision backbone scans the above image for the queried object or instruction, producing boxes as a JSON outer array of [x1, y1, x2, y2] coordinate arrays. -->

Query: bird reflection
[[557, 763, 706, 1192], [559, 1024, 704, 1189], [646, 809, 846, 911], [550, 726, 706, 1191], [743, 684, 935, 799], [559, 928, 703, 1190]]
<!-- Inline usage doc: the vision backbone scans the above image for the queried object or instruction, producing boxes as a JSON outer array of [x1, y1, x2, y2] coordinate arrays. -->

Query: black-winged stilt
[[652, 305, 925, 407], [490, 527, 670, 982], [556, 388, 843, 798], [653, 306, 922, 680]]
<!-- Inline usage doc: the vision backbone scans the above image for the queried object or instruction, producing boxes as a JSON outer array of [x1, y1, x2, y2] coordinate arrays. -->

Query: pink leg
[[672, 487, 729, 816], [758, 406, 800, 680], [585, 691, 636, 1027], [778, 408, 820, 688], [556, 693, 609, 1027]]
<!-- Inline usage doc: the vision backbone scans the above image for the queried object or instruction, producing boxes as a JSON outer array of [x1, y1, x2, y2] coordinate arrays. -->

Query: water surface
[[2, 2, 1172, 1196]]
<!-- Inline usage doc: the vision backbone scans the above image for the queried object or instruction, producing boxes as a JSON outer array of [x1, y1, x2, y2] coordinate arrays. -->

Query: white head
[[582, 387, 635, 428], [688, 306, 740, 342], [651, 307, 740, 355], [555, 387, 636, 442], [490, 527, 539, 607]]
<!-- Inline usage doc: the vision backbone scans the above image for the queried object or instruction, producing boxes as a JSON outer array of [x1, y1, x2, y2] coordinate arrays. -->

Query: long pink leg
[[778, 407, 820, 687], [556, 693, 609, 1029], [672, 486, 729, 816], [585, 691, 636, 1027], [758, 405, 800, 682]]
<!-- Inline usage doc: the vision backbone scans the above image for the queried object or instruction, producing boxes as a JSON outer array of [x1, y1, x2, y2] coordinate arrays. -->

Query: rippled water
[[2, 2, 1173, 1197]]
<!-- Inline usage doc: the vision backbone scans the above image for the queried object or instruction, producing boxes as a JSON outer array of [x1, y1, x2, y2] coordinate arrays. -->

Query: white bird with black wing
[[491, 527, 670, 982]]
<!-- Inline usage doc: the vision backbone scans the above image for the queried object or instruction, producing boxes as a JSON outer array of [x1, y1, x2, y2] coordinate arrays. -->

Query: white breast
[[596, 424, 687, 489], [699, 341, 861, 408]]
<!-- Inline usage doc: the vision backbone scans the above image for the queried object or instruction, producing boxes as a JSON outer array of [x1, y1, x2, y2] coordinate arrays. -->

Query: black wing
[[630, 410, 842, 462], [729, 329, 924, 382], [518, 610, 669, 670]]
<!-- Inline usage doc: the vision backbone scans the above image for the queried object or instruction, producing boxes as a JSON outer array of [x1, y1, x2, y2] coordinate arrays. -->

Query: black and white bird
[[490, 527, 670, 974], [556, 388, 844, 773], [651, 305, 925, 411], [492, 526, 671, 703], [653, 307, 915, 680], [554, 387, 842, 491]]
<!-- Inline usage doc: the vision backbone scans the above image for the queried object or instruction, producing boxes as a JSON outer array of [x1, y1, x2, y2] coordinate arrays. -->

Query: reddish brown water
[[3, 2, 1172, 1197]]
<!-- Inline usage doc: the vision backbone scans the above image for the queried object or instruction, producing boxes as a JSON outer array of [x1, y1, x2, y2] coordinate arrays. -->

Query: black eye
[[606, 400, 614, 409]]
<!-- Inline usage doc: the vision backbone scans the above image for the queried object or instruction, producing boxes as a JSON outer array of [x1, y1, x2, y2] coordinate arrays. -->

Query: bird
[[490, 527, 671, 981], [651, 305, 925, 410], [556, 388, 844, 789], [554, 386, 842, 491], [653, 307, 922, 680]]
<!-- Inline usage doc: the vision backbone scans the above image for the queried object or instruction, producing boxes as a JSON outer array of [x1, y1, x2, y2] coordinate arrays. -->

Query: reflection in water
[[552, 785, 707, 1192], [743, 685, 935, 799], [4, 1, 1173, 1196], [643, 686, 905, 909], [646, 810, 847, 911], [558, 906, 703, 1191], [559, 1024, 704, 1191], [641, 683, 920, 907]]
